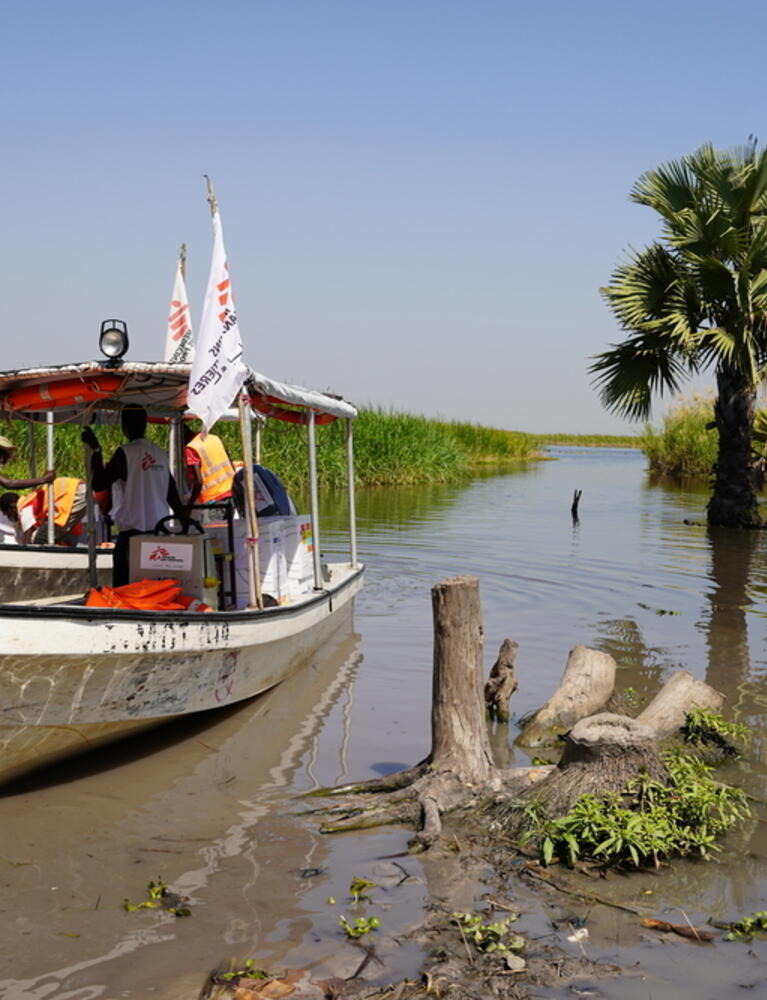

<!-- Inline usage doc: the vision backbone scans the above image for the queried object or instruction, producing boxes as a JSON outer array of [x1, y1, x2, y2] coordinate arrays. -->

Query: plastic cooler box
[[129, 532, 218, 606]]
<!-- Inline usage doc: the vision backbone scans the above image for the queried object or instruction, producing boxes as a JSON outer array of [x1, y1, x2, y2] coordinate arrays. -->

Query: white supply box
[[128, 532, 217, 605], [206, 515, 315, 607]]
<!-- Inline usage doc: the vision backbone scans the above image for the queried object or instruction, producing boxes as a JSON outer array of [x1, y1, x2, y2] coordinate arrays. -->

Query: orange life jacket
[[18, 477, 81, 528], [188, 433, 234, 503]]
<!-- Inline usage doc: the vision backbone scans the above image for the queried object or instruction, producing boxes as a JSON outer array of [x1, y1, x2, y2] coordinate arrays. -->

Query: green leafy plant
[[339, 914, 380, 939], [219, 958, 268, 982], [348, 876, 375, 904], [725, 911, 767, 941], [449, 911, 524, 954], [521, 749, 750, 869], [683, 708, 750, 756], [123, 877, 191, 917]]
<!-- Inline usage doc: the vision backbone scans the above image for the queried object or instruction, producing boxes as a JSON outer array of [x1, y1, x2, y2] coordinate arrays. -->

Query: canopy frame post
[[45, 412, 55, 545], [345, 417, 358, 568], [238, 391, 263, 609], [307, 410, 323, 589]]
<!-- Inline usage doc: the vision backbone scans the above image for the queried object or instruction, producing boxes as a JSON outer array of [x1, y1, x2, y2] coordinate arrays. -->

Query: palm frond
[[589, 337, 692, 421]]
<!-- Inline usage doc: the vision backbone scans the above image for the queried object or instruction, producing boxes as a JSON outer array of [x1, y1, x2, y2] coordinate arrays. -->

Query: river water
[[2, 447, 767, 998]]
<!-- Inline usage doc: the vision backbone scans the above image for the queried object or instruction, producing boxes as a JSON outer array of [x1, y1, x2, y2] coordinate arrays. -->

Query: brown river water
[[2, 447, 767, 998]]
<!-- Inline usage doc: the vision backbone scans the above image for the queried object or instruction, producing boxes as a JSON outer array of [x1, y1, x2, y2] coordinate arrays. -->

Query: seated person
[[0, 492, 22, 545], [0, 435, 55, 490], [232, 464, 296, 519], [18, 477, 87, 545], [182, 423, 235, 511]]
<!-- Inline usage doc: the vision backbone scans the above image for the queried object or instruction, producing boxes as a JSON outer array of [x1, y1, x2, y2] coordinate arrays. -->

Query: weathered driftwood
[[484, 638, 519, 722], [516, 645, 616, 747], [309, 576, 498, 849], [637, 670, 724, 738], [522, 713, 666, 817]]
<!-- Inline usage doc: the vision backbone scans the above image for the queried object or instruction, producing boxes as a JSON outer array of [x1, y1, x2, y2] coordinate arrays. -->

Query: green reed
[[538, 433, 642, 448], [640, 393, 718, 478], [1, 407, 541, 493]]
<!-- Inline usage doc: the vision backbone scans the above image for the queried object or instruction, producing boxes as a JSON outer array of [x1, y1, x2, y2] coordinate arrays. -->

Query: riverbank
[[3, 408, 645, 493]]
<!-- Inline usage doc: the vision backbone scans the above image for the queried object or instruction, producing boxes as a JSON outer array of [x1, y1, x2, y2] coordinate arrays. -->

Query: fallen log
[[636, 670, 724, 738], [484, 639, 518, 723], [516, 645, 616, 747]]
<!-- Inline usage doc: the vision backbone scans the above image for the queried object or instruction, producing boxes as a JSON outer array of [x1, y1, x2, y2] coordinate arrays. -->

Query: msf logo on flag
[[168, 300, 191, 343]]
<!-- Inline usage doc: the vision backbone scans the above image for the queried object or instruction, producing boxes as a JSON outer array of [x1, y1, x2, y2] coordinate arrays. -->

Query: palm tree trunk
[[707, 365, 760, 527]]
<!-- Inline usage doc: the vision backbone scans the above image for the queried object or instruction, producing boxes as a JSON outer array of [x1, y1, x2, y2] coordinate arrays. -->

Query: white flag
[[187, 209, 248, 434], [164, 258, 195, 363]]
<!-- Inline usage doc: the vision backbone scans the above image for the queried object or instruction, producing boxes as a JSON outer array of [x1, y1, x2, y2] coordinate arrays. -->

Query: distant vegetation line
[[3, 407, 541, 492], [538, 433, 642, 448], [3, 410, 656, 493]]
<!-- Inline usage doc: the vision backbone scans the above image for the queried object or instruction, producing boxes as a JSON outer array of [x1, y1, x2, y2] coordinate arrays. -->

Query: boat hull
[[0, 562, 363, 784], [0, 545, 112, 602]]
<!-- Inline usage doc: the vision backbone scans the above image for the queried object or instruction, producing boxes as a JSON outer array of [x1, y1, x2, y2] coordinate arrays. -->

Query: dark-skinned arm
[[0, 469, 55, 490], [81, 429, 126, 491]]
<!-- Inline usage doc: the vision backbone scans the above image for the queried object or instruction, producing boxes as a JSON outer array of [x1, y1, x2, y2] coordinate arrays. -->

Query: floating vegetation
[[348, 875, 376, 904], [339, 914, 380, 939], [724, 911, 767, 941], [449, 911, 524, 955], [123, 877, 191, 917]]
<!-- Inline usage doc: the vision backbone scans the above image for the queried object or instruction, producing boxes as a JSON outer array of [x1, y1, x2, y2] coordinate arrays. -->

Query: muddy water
[[2, 447, 767, 998]]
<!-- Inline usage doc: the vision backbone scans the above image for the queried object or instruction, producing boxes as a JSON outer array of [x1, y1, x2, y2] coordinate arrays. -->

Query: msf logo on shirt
[[141, 451, 157, 471]]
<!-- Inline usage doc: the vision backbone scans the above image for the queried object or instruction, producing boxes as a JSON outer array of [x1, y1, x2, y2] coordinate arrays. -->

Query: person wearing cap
[[0, 435, 55, 490], [82, 405, 184, 586]]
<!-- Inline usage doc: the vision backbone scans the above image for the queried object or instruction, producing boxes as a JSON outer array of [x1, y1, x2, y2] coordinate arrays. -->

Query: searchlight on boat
[[99, 319, 129, 363]]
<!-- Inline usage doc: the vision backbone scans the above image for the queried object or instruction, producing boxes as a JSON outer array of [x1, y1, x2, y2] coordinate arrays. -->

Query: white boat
[[0, 359, 363, 784]]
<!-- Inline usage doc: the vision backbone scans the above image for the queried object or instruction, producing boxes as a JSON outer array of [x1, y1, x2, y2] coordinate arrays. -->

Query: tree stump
[[637, 670, 724, 738], [517, 645, 617, 746], [309, 576, 498, 849], [519, 713, 666, 817], [484, 639, 519, 722]]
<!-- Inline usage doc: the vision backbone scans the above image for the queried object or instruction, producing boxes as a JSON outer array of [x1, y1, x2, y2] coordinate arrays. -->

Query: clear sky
[[0, 0, 762, 433]]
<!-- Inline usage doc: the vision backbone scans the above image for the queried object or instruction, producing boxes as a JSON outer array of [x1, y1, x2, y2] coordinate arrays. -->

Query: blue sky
[[0, 1, 762, 432]]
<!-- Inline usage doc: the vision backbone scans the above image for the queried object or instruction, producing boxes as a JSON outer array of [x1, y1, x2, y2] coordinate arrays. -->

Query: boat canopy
[[0, 362, 357, 423]]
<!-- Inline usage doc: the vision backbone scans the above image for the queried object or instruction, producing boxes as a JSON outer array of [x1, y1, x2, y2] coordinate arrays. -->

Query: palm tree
[[591, 141, 767, 527]]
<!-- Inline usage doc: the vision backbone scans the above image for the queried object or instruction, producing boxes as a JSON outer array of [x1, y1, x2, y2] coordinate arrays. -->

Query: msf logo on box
[[140, 541, 193, 572]]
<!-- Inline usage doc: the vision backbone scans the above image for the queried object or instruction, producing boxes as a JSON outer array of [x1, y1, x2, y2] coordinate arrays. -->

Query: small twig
[[455, 917, 475, 966], [521, 863, 647, 915]]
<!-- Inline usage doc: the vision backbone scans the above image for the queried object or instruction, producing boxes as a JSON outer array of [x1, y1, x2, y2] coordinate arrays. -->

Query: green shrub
[[640, 393, 718, 477]]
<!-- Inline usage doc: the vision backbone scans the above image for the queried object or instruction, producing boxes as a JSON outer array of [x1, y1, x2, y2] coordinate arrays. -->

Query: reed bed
[[640, 394, 718, 478], [539, 432, 642, 448], [1, 407, 541, 493]]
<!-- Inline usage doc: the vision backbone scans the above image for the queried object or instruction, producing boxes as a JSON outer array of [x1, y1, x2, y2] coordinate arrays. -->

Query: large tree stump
[[524, 713, 666, 817], [517, 645, 616, 746], [309, 576, 498, 849], [429, 576, 494, 785], [637, 670, 724, 738], [484, 639, 519, 723]]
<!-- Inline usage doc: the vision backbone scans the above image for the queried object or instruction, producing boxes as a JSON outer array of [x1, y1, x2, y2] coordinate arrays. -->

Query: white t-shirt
[[0, 511, 20, 544], [110, 438, 172, 533]]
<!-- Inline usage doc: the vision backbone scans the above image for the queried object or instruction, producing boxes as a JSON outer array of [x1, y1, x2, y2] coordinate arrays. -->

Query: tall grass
[[640, 394, 718, 477], [1, 407, 541, 493], [539, 433, 642, 448]]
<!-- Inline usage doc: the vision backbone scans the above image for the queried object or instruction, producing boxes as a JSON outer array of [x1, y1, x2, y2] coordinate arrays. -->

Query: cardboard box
[[129, 532, 217, 605], [206, 518, 289, 607]]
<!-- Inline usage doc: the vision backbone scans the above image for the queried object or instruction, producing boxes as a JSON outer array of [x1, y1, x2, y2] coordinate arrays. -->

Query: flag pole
[[203, 176, 263, 609]]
